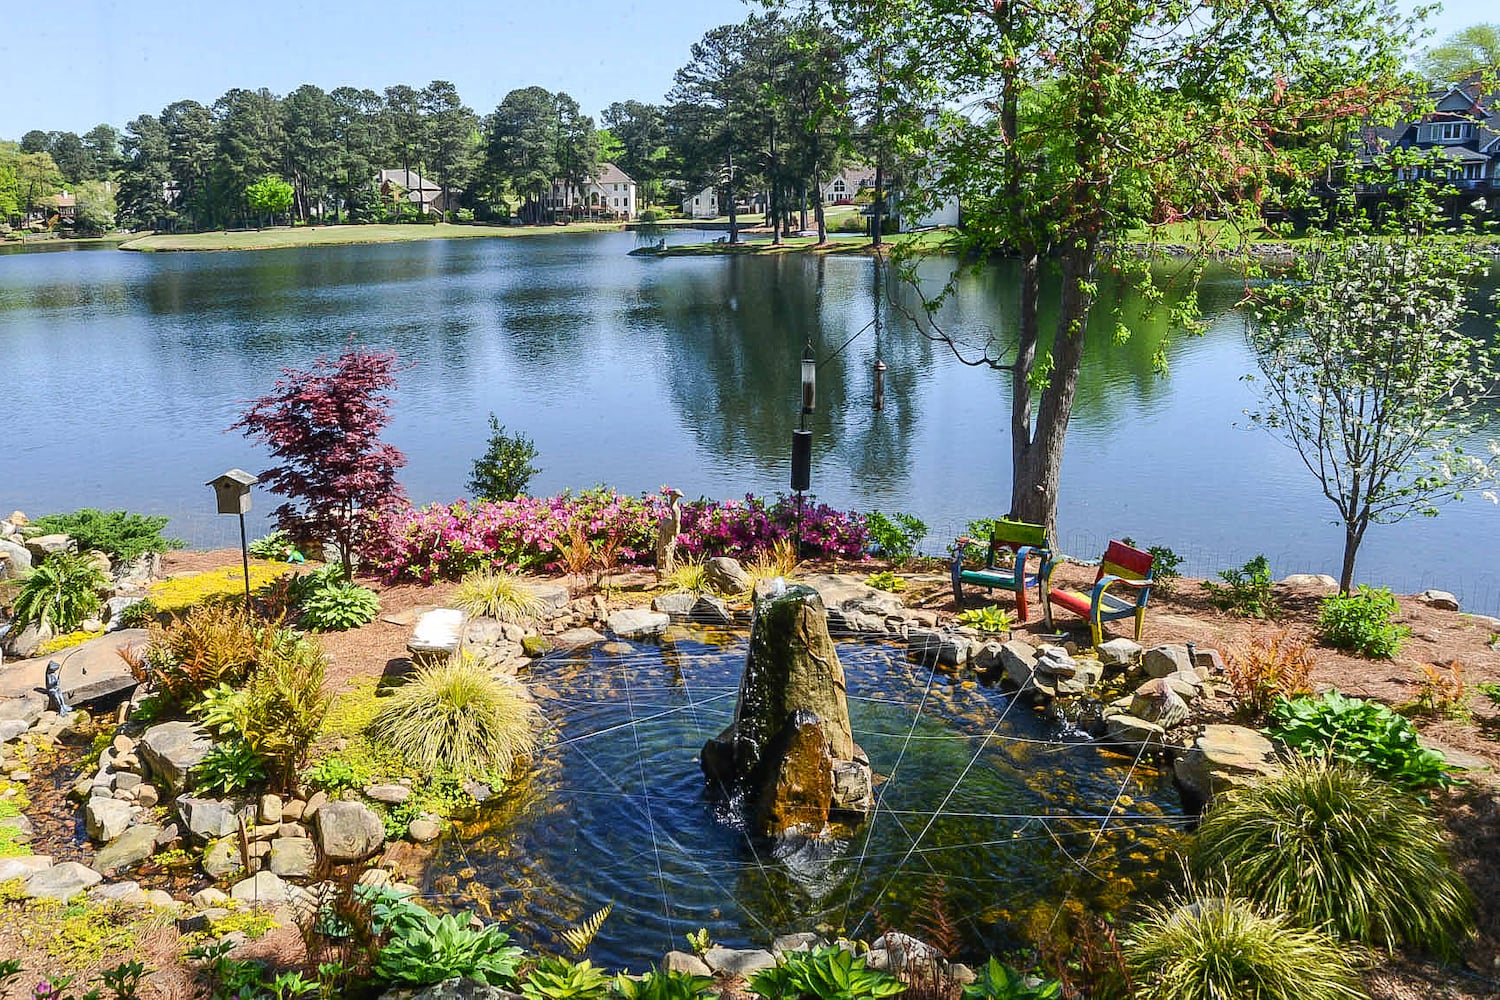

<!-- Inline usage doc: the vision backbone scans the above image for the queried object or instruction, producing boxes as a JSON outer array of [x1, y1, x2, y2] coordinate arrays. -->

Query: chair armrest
[[1091, 574, 1153, 608], [1040, 555, 1065, 590]]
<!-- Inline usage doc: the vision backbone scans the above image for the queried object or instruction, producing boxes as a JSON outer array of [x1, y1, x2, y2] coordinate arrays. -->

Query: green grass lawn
[[639, 228, 950, 257], [117, 221, 627, 252]]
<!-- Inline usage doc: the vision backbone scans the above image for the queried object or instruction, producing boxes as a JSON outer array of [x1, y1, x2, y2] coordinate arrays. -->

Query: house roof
[[54, 192, 75, 208], [595, 162, 634, 185], [1427, 145, 1490, 163], [375, 169, 439, 193]]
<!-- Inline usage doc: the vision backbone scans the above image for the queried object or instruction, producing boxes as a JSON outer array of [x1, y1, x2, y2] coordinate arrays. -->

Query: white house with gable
[[543, 162, 638, 219], [682, 185, 720, 219]]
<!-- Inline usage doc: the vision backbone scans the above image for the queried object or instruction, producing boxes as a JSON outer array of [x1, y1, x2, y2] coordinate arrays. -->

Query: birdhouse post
[[207, 469, 258, 613]]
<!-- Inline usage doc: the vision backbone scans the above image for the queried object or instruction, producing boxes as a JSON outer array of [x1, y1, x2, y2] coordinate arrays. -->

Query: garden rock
[[4, 622, 50, 659], [907, 628, 968, 668], [408, 609, 465, 666], [0, 538, 31, 576], [24, 861, 102, 900], [552, 627, 605, 649], [229, 870, 293, 906], [25, 533, 74, 562], [364, 783, 411, 805], [651, 593, 697, 616], [89, 881, 148, 904], [193, 887, 229, 909], [202, 838, 243, 879], [408, 819, 441, 843], [1417, 589, 1460, 611], [85, 797, 133, 843], [1142, 644, 1192, 679], [94, 823, 162, 872], [1128, 678, 1190, 729], [177, 796, 256, 842], [704, 947, 777, 978], [0, 855, 52, 882], [519, 581, 571, 616], [771, 932, 825, 956], [0, 692, 46, 727], [1096, 637, 1143, 667], [972, 642, 1006, 675], [704, 557, 752, 594], [1278, 573, 1337, 590], [315, 800, 385, 861], [690, 594, 735, 627], [259, 794, 283, 824], [870, 932, 942, 970], [662, 951, 713, 976], [1000, 640, 1041, 690], [1174, 724, 1282, 805], [607, 608, 670, 639], [139, 721, 213, 794], [269, 837, 319, 877], [0, 719, 29, 744], [1103, 714, 1166, 751], [800, 574, 906, 618]]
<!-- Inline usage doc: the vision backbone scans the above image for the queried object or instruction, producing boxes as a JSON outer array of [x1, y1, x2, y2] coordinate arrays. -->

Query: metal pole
[[239, 511, 251, 615]]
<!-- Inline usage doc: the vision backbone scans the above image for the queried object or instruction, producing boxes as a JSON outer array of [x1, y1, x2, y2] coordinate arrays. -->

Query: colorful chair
[[950, 518, 1051, 623], [1042, 540, 1154, 647]]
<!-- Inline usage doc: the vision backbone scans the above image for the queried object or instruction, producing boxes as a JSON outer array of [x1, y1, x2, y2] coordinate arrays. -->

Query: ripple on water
[[425, 632, 1187, 968]]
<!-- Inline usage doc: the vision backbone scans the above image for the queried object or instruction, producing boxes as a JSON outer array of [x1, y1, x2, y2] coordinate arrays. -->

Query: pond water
[[424, 632, 1186, 969], [0, 232, 1496, 612]]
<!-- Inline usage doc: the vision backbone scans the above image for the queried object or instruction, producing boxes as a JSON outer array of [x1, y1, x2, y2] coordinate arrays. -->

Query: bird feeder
[[207, 469, 257, 515]]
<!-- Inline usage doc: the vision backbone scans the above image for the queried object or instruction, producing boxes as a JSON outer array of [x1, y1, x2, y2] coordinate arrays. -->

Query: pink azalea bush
[[362, 487, 868, 583]]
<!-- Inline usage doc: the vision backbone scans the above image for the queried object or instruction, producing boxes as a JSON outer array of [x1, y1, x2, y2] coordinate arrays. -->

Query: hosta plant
[[521, 958, 610, 1000], [1268, 690, 1455, 788], [193, 739, 268, 795], [299, 579, 380, 631], [749, 946, 907, 1000], [1193, 758, 1475, 954], [955, 605, 1017, 634], [375, 909, 523, 987], [615, 968, 717, 1000], [1126, 894, 1365, 1000], [961, 958, 1061, 1000], [865, 571, 906, 593]]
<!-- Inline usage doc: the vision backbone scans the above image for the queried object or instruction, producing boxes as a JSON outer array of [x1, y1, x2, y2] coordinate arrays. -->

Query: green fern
[[561, 902, 613, 956]]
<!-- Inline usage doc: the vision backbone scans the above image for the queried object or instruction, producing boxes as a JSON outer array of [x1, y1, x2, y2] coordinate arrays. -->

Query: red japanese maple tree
[[233, 346, 409, 576]]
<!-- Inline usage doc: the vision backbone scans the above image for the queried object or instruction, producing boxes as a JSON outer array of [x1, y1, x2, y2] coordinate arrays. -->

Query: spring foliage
[[9, 552, 106, 633]]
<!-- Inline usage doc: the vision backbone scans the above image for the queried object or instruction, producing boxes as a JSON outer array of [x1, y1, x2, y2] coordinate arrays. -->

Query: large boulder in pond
[[752, 709, 834, 837]]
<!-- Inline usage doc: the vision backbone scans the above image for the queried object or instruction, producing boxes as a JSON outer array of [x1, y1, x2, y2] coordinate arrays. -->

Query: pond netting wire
[[414, 640, 1192, 956]]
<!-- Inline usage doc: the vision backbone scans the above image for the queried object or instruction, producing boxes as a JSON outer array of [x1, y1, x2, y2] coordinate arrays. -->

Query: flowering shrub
[[363, 488, 868, 583]]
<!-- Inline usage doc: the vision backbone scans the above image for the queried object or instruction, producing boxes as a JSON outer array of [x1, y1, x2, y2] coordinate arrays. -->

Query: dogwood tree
[[1247, 235, 1500, 593], [233, 346, 408, 576]]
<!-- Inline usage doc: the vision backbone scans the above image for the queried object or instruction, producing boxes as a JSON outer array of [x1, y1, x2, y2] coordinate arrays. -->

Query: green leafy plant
[[1317, 586, 1409, 658], [299, 579, 380, 631], [866, 511, 928, 564], [864, 571, 906, 592], [10, 551, 107, 634], [1478, 681, 1500, 708], [749, 946, 907, 1000], [684, 928, 714, 957], [248, 530, 292, 559], [375, 908, 523, 987], [961, 958, 1061, 1000], [1268, 691, 1456, 788], [190, 682, 247, 737], [469, 414, 541, 502], [368, 652, 542, 779], [117, 598, 158, 629], [522, 957, 611, 1000], [1123, 539, 1183, 596], [30, 509, 182, 563], [1193, 758, 1475, 955], [955, 605, 1017, 634], [1201, 554, 1277, 618], [615, 968, 717, 1000], [1125, 894, 1365, 1000], [306, 755, 368, 796], [193, 739, 267, 795], [454, 568, 546, 623], [234, 632, 332, 790]]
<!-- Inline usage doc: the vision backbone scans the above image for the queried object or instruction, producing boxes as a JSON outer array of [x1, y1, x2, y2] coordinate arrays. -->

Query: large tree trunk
[[1339, 519, 1366, 594]]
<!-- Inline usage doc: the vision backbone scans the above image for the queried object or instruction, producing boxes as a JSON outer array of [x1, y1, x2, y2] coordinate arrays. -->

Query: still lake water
[[1, 231, 1496, 612]]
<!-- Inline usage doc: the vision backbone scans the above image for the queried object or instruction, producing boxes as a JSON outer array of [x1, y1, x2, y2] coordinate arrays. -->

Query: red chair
[[1042, 540, 1154, 647]]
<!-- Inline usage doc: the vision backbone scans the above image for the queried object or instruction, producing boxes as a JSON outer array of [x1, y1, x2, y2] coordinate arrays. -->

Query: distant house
[[899, 195, 960, 231], [1356, 76, 1500, 194], [542, 162, 638, 219], [820, 163, 877, 204], [53, 191, 76, 221], [375, 169, 456, 216], [682, 185, 720, 219]]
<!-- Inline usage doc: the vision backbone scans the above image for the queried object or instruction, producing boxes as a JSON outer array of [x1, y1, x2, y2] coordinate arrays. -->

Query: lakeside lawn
[[639, 229, 950, 257], [116, 220, 627, 252]]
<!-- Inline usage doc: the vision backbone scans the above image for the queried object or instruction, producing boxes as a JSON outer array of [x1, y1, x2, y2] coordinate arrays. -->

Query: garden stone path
[[0, 630, 147, 715]]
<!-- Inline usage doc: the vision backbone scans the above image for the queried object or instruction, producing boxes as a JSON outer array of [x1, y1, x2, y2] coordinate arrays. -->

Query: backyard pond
[[421, 630, 1188, 969]]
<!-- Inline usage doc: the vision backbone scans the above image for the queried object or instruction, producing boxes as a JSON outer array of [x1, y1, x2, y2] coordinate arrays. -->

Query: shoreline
[[115, 220, 629, 253]]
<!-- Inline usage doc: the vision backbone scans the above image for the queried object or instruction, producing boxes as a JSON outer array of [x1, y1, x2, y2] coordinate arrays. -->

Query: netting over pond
[[420, 631, 1190, 968]]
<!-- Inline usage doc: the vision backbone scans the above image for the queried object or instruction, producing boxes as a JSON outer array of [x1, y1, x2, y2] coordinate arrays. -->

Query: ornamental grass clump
[[368, 652, 542, 779], [1126, 894, 1365, 1000], [454, 568, 547, 622], [1193, 758, 1475, 955]]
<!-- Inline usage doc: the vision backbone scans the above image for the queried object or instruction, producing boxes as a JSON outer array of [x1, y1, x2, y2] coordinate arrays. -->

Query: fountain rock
[[701, 585, 871, 838]]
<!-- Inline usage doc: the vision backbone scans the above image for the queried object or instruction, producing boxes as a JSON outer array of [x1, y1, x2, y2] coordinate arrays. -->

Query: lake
[[1, 231, 1496, 613]]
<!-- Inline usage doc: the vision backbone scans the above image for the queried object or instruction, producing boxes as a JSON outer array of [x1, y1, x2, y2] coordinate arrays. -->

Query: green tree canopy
[[72, 180, 117, 235], [246, 174, 295, 225], [1420, 23, 1500, 83]]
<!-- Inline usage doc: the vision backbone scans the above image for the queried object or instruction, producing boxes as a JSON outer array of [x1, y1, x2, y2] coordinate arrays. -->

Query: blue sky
[[0, 0, 1491, 139]]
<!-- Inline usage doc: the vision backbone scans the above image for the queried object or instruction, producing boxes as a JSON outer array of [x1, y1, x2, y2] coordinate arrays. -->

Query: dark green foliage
[[749, 946, 907, 1000], [469, 414, 541, 502], [117, 598, 158, 629], [190, 939, 318, 999], [1318, 586, 1409, 658], [865, 511, 927, 563], [193, 739, 267, 795], [1201, 554, 1277, 618], [247, 530, 297, 560], [1479, 681, 1500, 708], [1124, 538, 1183, 595], [10, 552, 107, 633], [1125, 895, 1365, 1000], [521, 957, 611, 1000], [1193, 759, 1475, 955], [961, 958, 1061, 1000], [30, 509, 183, 563], [1269, 690, 1455, 789], [615, 967, 718, 1000]]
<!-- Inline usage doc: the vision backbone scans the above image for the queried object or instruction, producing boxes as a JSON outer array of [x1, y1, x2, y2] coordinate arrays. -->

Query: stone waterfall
[[700, 584, 873, 838]]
